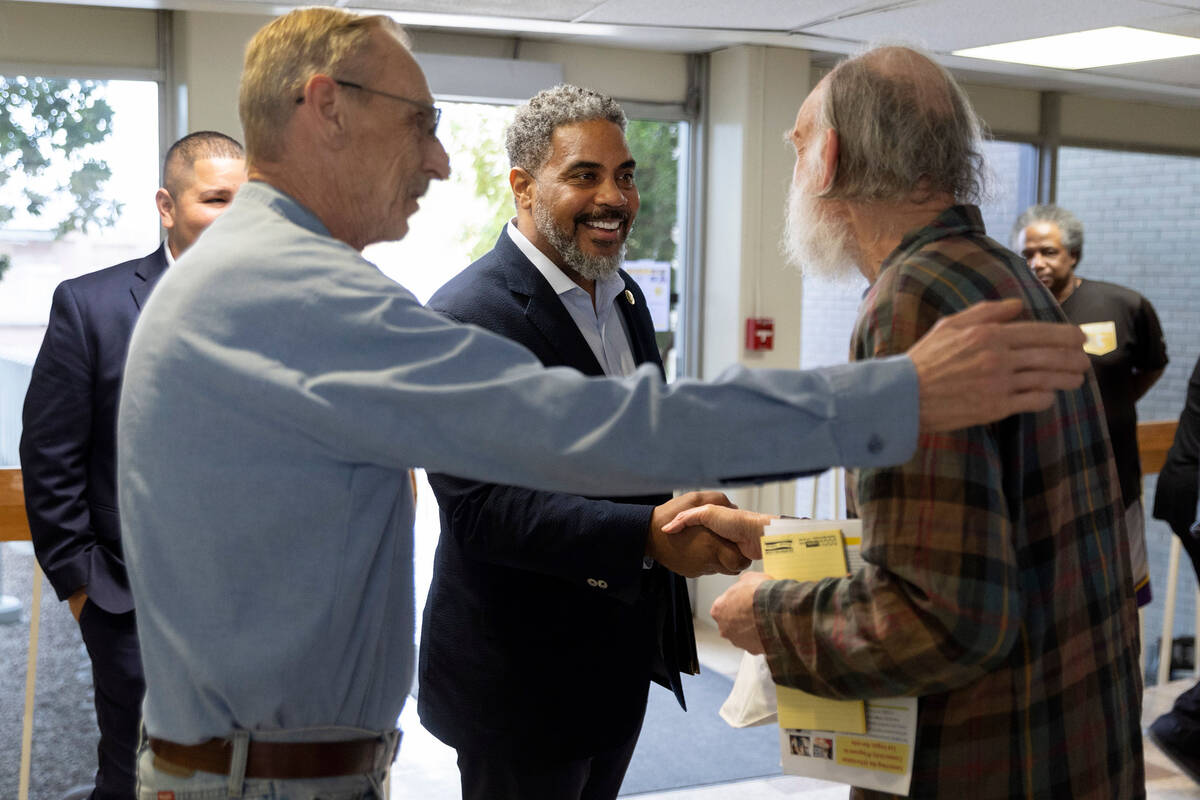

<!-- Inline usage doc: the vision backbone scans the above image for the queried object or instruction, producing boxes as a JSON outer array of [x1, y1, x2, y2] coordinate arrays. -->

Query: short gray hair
[[819, 46, 986, 204], [505, 84, 626, 173], [239, 8, 406, 164], [1013, 204, 1085, 264]]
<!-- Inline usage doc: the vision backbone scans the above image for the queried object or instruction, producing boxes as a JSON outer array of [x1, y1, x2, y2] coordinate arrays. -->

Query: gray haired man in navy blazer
[[420, 85, 749, 800], [19, 131, 244, 800]]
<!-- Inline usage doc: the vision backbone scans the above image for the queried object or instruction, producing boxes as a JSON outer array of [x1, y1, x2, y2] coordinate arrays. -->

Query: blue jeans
[[135, 728, 395, 800]]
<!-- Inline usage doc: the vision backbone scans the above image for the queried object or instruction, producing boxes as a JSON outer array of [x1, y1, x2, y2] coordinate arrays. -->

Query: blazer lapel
[[614, 274, 664, 373], [496, 231, 605, 376], [130, 244, 170, 310]]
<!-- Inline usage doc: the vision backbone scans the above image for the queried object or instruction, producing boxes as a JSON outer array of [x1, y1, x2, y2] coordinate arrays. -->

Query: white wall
[[701, 45, 810, 378], [409, 31, 688, 104], [172, 10, 271, 143], [0, 1, 158, 75], [692, 45, 811, 627]]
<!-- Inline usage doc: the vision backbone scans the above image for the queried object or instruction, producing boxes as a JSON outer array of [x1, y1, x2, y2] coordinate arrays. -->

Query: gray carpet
[[619, 667, 781, 796], [0, 542, 98, 800]]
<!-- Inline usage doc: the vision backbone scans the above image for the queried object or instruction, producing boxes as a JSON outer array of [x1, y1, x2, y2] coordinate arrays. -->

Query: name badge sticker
[[1079, 321, 1117, 356]]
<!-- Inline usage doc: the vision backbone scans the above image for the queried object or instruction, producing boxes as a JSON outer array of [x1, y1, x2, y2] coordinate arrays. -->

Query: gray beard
[[533, 200, 625, 281], [782, 164, 862, 285]]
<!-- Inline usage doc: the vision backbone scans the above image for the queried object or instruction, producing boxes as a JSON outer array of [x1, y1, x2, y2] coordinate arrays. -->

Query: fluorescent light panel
[[953, 26, 1200, 70]]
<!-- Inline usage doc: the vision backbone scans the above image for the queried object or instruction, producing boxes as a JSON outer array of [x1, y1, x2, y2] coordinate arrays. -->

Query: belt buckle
[[153, 754, 197, 778], [375, 730, 402, 772]]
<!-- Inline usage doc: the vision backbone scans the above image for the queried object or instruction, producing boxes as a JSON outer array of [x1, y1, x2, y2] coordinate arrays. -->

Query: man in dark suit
[[19, 131, 244, 800], [420, 85, 747, 800], [1149, 353, 1200, 782]]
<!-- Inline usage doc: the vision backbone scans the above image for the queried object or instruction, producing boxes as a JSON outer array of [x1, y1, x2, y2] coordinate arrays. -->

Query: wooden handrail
[[0, 468, 29, 542], [1138, 420, 1178, 477]]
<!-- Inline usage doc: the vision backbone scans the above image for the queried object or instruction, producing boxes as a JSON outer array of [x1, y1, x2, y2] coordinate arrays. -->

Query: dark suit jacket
[[1154, 353, 1200, 575], [20, 245, 169, 614], [419, 229, 697, 760]]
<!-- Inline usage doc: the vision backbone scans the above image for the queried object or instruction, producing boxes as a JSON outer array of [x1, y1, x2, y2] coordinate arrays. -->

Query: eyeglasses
[[295, 79, 442, 136]]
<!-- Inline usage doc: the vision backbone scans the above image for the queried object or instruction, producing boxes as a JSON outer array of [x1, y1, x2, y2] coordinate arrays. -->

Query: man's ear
[[298, 74, 348, 145], [155, 188, 175, 230], [819, 128, 839, 194], [510, 167, 535, 211]]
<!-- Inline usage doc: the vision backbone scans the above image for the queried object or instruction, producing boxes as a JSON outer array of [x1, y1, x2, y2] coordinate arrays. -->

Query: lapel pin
[[624, 289, 635, 306]]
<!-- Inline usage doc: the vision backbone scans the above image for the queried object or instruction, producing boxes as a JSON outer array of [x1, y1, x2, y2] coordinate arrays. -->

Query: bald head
[[817, 45, 985, 204]]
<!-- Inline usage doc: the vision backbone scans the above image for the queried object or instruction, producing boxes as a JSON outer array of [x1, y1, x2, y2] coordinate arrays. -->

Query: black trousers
[[456, 710, 645, 800], [77, 602, 145, 800]]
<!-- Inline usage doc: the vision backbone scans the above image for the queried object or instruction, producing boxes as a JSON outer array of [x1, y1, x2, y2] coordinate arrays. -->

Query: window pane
[[365, 102, 515, 304], [1057, 145, 1200, 678], [977, 140, 1038, 248], [1057, 146, 1200, 422], [0, 76, 159, 465], [623, 119, 687, 381]]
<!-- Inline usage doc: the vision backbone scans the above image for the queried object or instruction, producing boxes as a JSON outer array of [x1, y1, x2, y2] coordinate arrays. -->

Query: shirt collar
[[880, 204, 986, 277], [507, 221, 580, 296], [506, 221, 628, 307], [163, 240, 176, 268], [241, 180, 333, 239]]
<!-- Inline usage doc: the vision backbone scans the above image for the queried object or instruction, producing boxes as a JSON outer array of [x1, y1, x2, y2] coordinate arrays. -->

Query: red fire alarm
[[745, 317, 775, 351]]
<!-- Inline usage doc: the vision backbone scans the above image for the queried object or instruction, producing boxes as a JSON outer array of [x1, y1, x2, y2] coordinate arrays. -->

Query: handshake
[[646, 491, 775, 578]]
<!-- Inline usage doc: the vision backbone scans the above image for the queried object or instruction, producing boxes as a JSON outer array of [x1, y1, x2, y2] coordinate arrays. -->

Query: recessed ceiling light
[[953, 26, 1200, 70]]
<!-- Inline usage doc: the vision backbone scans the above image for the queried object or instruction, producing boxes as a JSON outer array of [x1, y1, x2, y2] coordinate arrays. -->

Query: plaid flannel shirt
[[754, 205, 1144, 799]]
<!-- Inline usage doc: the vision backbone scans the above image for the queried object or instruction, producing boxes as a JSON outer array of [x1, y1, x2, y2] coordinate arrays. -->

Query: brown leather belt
[[148, 734, 398, 779]]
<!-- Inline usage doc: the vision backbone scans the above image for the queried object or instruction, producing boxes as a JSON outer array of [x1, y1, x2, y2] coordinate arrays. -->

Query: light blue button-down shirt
[[118, 181, 918, 744]]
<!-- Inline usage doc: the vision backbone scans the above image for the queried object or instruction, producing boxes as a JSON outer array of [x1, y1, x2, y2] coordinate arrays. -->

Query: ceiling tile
[[799, 0, 1186, 52], [571, 0, 864, 29], [1086, 53, 1200, 88], [360, 0, 603, 23]]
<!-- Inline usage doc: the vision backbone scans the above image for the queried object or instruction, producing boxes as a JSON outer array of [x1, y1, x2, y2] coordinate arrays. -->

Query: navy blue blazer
[[1154, 353, 1200, 575], [20, 245, 169, 614], [419, 229, 698, 759]]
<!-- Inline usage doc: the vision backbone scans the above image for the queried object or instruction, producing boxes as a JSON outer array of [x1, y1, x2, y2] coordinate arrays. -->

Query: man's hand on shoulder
[[647, 491, 750, 578], [908, 298, 1088, 432]]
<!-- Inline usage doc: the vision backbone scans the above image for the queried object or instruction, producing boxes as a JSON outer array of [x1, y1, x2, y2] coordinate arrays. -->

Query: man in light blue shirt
[[118, 8, 1089, 799]]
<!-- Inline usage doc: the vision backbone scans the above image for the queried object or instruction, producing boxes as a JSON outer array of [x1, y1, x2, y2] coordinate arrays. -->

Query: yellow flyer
[[761, 528, 866, 735], [764, 518, 917, 796]]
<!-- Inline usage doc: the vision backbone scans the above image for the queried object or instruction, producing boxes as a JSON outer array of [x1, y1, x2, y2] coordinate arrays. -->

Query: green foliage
[[0, 253, 9, 282], [452, 111, 516, 263], [0, 76, 121, 238], [624, 120, 679, 263]]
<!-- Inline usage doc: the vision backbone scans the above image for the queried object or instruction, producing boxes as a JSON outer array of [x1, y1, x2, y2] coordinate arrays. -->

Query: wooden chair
[[1136, 420, 1198, 686], [1, 468, 38, 800]]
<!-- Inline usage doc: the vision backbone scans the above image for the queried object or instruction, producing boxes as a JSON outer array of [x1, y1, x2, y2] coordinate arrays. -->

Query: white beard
[[782, 159, 862, 286]]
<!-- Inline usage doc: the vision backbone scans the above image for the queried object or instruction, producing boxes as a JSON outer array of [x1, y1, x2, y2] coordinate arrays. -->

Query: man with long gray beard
[[673, 46, 1142, 798], [419, 84, 744, 800]]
